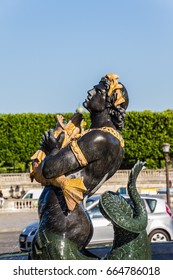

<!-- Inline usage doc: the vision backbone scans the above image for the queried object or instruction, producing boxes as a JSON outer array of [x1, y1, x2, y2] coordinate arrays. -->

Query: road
[[0, 210, 38, 255], [0, 232, 20, 254]]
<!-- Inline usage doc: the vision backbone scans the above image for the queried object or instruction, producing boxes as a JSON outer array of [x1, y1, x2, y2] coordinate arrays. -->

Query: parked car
[[19, 221, 39, 252], [19, 194, 173, 252], [157, 188, 173, 195], [22, 189, 43, 199]]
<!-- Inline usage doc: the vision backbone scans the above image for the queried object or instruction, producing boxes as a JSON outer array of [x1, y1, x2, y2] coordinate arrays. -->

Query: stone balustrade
[[1, 199, 38, 211], [1, 169, 172, 183], [1, 194, 173, 212], [1, 169, 173, 181], [0, 173, 31, 183], [0, 169, 173, 198]]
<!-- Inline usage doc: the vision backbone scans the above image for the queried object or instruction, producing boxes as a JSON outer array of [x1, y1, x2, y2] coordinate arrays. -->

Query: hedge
[[0, 110, 172, 169]]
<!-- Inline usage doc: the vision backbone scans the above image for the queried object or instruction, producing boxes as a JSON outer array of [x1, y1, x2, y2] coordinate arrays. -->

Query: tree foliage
[[0, 110, 172, 169], [122, 110, 173, 168]]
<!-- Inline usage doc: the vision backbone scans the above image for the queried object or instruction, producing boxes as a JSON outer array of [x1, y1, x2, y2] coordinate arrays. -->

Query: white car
[[19, 194, 173, 251], [85, 194, 173, 245]]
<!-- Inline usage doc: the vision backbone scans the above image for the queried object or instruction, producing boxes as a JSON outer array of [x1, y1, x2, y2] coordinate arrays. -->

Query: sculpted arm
[[42, 131, 107, 179], [42, 144, 80, 179]]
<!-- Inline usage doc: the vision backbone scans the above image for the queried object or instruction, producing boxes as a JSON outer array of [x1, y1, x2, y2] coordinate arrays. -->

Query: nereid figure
[[30, 74, 129, 260]]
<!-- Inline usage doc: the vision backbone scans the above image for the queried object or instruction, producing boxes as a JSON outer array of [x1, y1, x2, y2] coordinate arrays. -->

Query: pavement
[[0, 210, 38, 232]]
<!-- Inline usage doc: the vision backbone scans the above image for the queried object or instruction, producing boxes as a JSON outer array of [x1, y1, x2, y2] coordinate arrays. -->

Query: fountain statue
[[30, 74, 151, 260]]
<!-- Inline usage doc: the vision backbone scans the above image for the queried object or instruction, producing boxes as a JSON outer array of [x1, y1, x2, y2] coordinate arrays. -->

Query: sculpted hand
[[40, 129, 65, 155]]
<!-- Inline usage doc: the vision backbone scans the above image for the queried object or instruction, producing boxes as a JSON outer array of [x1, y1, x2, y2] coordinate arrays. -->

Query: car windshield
[[23, 193, 33, 199], [86, 198, 103, 218], [87, 204, 103, 218], [86, 199, 96, 207]]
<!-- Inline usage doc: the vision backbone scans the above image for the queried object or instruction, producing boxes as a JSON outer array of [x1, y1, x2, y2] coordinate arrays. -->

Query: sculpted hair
[[105, 83, 129, 131]]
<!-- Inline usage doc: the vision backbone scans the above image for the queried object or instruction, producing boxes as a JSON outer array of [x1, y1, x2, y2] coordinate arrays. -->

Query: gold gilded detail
[[105, 73, 125, 107], [98, 127, 124, 148], [30, 114, 86, 211], [30, 112, 124, 211], [70, 140, 88, 167], [106, 74, 123, 97], [30, 158, 86, 211], [114, 90, 125, 107], [74, 126, 124, 148], [49, 176, 86, 211]]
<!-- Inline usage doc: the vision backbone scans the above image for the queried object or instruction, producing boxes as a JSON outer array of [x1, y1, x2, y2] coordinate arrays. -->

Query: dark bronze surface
[[30, 75, 150, 260]]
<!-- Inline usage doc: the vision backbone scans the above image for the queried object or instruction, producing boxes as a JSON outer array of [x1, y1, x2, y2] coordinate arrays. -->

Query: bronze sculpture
[[100, 161, 151, 259], [30, 74, 151, 260]]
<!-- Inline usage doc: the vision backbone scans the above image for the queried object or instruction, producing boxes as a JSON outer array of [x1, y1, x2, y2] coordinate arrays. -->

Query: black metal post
[[165, 153, 170, 206]]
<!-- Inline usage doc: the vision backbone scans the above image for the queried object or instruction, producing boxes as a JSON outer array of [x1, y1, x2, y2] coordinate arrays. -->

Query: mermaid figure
[[30, 73, 131, 260]]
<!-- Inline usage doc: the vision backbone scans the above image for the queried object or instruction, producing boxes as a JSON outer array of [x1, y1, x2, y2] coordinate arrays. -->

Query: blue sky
[[0, 0, 173, 114]]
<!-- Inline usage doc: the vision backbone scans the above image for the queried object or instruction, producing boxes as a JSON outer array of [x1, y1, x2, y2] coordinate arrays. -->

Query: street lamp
[[76, 105, 83, 114], [162, 143, 171, 206]]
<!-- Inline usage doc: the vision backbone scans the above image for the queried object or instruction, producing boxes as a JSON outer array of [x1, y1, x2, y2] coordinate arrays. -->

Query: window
[[145, 199, 157, 212], [24, 193, 33, 199], [88, 205, 103, 218]]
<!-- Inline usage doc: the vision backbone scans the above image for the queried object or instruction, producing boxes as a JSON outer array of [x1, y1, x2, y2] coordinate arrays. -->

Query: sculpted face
[[83, 84, 107, 112]]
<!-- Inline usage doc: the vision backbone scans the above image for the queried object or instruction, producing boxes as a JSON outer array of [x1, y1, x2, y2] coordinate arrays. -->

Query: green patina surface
[[100, 161, 151, 260]]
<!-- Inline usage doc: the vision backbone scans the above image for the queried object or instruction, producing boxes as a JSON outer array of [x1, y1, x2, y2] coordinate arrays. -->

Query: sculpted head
[[83, 74, 129, 130]]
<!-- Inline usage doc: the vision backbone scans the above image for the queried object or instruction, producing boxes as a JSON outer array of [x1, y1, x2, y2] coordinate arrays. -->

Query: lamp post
[[162, 143, 171, 206], [76, 105, 83, 114]]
